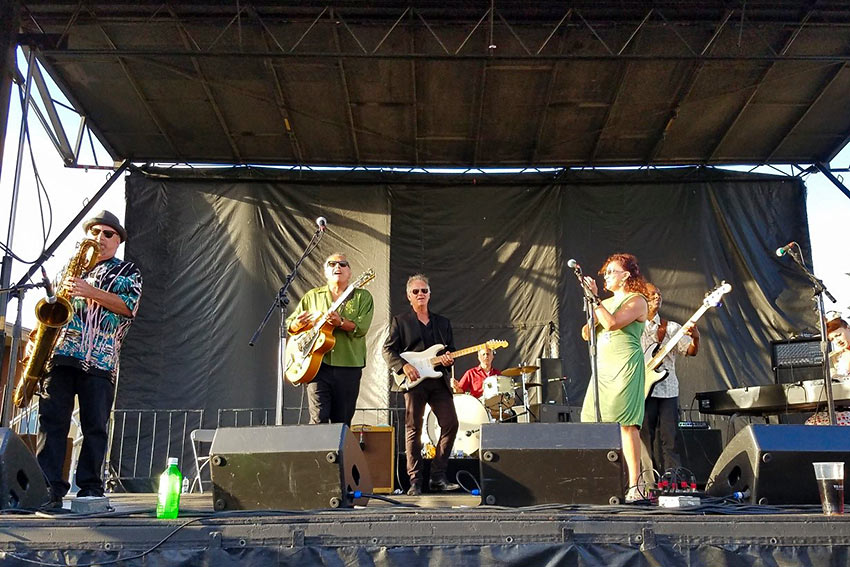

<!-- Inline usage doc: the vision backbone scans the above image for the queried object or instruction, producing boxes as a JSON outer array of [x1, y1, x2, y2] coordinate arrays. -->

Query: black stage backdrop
[[117, 167, 813, 460]]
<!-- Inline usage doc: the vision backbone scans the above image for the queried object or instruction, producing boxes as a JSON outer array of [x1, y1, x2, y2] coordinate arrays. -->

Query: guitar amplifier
[[771, 337, 823, 384], [350, 425, 395, 494]]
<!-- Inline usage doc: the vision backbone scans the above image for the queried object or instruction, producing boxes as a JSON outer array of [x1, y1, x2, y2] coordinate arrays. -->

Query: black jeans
[[641, 396, 681, 473], [305, 364, 363, 426], [37, 365, 115, 498], [403, 378, 458, 487]]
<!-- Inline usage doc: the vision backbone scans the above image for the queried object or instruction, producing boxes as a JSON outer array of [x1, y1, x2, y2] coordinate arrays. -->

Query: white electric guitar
[[644, 281, 732, 398], [395, 339, 509, 391]]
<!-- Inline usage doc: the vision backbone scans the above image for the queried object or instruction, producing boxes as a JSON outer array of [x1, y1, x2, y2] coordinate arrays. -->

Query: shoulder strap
[[657, 318, 668, 343]]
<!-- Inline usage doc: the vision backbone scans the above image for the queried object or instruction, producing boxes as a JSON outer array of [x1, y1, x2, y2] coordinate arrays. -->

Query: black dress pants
[[37, 365, 115, 497], [403, 378, 458, 487]]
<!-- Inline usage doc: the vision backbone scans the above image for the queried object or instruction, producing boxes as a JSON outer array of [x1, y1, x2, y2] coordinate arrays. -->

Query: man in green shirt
[[287, 253, 374, 425]]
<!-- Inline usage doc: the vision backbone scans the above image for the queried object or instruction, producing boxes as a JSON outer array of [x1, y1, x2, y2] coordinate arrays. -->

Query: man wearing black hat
[[37, 210, 143, 506]]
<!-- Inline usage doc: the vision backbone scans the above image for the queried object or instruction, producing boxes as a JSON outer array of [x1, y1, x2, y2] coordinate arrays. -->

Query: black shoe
[[43, 489, 64, 510], [407, 484, 422, 496], [429, 479, 460, 492], [77, 488, 105, 498]]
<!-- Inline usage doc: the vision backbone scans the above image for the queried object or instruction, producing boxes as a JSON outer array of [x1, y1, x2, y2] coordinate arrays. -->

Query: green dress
[[581, 292, 646, 426]]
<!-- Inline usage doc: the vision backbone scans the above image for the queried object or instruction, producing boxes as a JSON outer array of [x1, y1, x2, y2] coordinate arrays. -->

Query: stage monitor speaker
[[479, 422, 626, 506], [350, 425, 394, 494], [0, 428, 49, 509], [706, 424, 850, 505], [210, 424, 372, 511], [676, 427, 723, 487]]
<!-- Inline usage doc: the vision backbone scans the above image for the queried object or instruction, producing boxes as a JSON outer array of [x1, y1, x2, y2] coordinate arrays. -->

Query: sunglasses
[[327, 261, 349, 268], [410, 288, 430, 295], [89, 228, 118, 239]]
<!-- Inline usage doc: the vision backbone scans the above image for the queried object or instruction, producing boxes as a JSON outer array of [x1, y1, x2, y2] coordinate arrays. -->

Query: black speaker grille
[[772, 339, 823, 368]]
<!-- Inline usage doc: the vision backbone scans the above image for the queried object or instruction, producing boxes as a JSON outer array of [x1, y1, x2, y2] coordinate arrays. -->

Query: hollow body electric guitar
[[644, 281, 732, 398], [284, 269, 375, 385], [394, 339, 509, 391]]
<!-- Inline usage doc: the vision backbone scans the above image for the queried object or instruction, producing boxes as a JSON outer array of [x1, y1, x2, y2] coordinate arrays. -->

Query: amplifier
[[771, 337, 823, 384], [350, 425, 395, 494]]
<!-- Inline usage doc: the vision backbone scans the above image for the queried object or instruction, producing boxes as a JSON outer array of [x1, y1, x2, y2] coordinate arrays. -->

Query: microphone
[[40, 267, 56, 304], [315, 217, 327, 231], [775, 242, 796, 257], [567, 258, 579, 269]]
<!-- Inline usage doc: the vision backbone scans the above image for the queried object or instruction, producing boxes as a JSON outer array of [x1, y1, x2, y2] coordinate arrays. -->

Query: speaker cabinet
[[534, 358, 565, 405], [350, 425, 394, 494], [479, 423, 626, 506], [0, 429, 49, 509], [676, 427, 723, 487], [210, 424, 372, 510], [706, 424, 850, 505], [531, 403, 575, 423]]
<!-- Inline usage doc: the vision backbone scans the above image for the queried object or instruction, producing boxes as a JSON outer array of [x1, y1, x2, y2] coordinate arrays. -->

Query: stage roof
[[16, 1, 850, 167]]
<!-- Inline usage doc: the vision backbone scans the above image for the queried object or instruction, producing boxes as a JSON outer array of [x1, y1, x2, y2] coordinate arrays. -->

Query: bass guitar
[[284, 269, 375, 385], [644, 281, 732, 398], [394, 339, 509, 391]]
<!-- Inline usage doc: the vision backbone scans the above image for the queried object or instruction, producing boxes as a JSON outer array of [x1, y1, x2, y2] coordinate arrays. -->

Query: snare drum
[[423, 394, 490, 457]]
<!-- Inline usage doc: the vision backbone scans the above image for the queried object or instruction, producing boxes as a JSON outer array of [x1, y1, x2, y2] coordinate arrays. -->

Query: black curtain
[[115, 167, 813, 481]]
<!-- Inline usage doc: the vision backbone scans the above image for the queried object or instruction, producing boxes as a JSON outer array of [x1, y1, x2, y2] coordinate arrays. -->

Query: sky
[[1, 55, 849, 334]]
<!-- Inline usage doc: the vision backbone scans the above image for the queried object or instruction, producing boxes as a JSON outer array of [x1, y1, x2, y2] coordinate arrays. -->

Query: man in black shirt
[[383, 274, 459, 495]]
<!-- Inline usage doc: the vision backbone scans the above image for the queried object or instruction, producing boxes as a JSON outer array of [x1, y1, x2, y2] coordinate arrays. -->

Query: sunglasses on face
[[89, 228, 117, 239], [327, 261, 349, 268], [410, 288, 430, 295]]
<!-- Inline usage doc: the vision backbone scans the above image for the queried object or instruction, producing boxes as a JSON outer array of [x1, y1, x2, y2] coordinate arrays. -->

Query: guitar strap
[[656, 318, 668, 344]]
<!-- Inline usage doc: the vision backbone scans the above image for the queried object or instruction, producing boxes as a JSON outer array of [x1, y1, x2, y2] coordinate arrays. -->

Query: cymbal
[[501, 365, 539, 376]]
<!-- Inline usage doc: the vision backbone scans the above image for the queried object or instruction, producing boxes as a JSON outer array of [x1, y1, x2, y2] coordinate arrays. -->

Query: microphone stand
[[784, 245, 837, 424], [249, 226, 324, 426], [570, 263, 602, 422]]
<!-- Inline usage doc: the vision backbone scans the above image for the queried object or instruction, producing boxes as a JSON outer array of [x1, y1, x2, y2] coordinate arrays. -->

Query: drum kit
[[421, 364, 540, 457]]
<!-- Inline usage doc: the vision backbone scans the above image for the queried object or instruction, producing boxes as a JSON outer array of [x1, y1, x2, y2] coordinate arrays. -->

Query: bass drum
[[423, 394, 490, 457]]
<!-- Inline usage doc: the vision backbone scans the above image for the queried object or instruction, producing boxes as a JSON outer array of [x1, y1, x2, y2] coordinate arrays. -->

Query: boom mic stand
[[779, 243, 837, 424], [249, 225, 324, 426], [569, 260, 602, 422]]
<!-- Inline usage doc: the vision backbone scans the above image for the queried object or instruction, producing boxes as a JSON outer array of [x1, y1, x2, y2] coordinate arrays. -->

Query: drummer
[[452, 347, 500, 398]]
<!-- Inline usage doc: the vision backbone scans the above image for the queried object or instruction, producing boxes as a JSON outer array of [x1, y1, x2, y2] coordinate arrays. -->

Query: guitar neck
[[311, 285, 357, 329], [429, 342, 491, 365], [649, 305, 707, 365]]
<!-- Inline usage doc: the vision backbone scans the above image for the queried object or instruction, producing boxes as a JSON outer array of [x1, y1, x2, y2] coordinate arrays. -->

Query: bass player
[[640, 283, 699, 475], [286, 253, 374, 426], [382, 274, 459, 495]]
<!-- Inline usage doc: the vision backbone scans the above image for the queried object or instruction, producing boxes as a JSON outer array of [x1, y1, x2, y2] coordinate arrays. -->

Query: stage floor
[[1, 493, 850, 566]]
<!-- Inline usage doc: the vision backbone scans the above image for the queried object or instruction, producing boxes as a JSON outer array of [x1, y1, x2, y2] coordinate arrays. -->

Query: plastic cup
[[813, 462, 845, 516]]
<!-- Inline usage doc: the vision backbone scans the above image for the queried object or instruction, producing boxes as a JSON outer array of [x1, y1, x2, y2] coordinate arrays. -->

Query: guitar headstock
[[486, 339, 509, 351], [354, 269, 376, 288], [703, 281, 732, 308]]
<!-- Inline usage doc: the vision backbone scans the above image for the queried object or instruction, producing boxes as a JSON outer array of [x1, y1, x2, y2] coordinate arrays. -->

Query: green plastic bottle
[[156, 457, 182, 519]]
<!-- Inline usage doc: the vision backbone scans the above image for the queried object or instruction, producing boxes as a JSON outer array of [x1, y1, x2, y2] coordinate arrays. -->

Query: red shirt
[[456, 366, 501, 399]]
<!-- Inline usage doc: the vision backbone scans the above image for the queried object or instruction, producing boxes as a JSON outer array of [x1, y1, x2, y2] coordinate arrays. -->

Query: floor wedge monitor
[[0, 428, 49, 509], [210, 424, 372, 510], [706, 424, 850, 505], [479, 422, 626, 506]]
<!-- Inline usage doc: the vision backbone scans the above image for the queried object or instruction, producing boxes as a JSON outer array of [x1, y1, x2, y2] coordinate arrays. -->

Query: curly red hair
[[598, 253, 650, 297]]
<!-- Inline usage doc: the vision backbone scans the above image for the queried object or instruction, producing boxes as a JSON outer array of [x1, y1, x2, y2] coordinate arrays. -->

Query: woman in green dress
[[580, 253, 649, 502]]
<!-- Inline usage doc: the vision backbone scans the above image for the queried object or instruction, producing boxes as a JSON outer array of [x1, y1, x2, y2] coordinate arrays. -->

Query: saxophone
[[14, 238, 101, 408]]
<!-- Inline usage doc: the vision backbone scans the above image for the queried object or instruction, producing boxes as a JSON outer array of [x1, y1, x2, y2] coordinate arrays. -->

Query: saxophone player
[[37, 210, 142, 507]]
